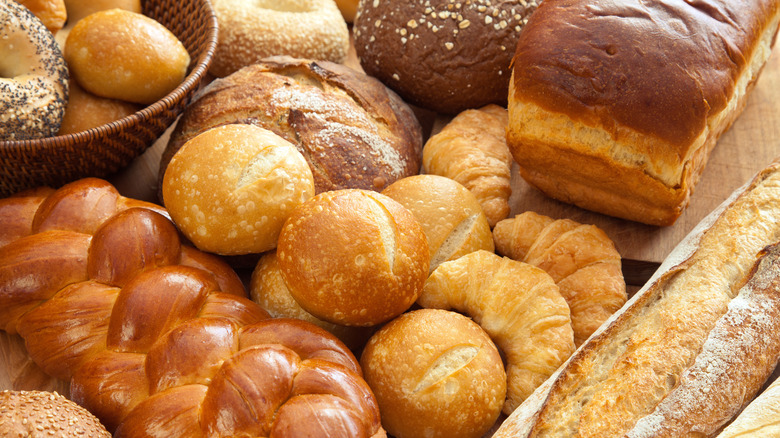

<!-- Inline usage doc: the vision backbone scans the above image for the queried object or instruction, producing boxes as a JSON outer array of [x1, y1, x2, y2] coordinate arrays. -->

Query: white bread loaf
[[507, 0, 780, 226], [494, 158, 780, 437]]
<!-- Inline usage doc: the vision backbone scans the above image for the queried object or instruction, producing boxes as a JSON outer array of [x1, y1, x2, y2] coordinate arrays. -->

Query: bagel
[[210, 0, 350, 77], [0, 0, 69, 141]]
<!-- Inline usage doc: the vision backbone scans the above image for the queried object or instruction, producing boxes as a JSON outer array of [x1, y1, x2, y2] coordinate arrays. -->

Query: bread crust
[[354, 0, 539, 114], [493, 159, 780, 437], [507, 0, 780, 225], [159, 57, 423, 199]]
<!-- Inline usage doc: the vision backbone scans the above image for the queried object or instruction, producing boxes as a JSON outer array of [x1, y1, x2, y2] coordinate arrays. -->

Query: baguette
[[494, 158, 780, 437], [716, 374, 780, 437]]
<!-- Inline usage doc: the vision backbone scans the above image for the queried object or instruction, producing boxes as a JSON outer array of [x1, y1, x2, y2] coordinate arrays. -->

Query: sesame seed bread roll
[[354, 0, 540, 114], [0, 390, 111, 437], [277, 189, 429, 327], [162, 124, 315, 256]]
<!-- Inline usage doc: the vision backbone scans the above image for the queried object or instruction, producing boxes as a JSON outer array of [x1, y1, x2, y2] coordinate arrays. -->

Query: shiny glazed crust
[[507, 0, 780, 225], [493, 159, 780, 437], [0, 178, 385, 438]]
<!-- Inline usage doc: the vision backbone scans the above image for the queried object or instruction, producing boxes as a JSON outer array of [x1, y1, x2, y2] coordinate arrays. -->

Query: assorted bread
[[507, 0, 780, 225], [421, 250, 576, 414], [159, 57, 424, 198], [423, 104, 514, 227], [0, 178, 385, 437], [0, 0, 188, 141], [4, 0, 780, 434], [494, 159, 780, 437], [381, 174, 494, 273]]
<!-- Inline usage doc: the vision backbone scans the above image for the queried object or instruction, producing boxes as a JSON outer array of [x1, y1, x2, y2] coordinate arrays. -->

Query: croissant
[[493, 211, 627, 346], [419, 250, 575, 414], [422, 104, 513, 227], [0, 178, 384, 438]]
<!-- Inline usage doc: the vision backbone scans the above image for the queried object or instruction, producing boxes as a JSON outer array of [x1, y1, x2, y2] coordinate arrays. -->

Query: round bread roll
[[63, 0, 140, 23], [55, 0, 142, 47], [162, 124, 315, 255], [210, 0, 350, 77], [335, 0, 358, 22], [17, 0, 66, 33], [353, 0, 540, 114], [382, 174, 494, 273], [250, 250, 373, 352], [0, 390, 111, 437], [277, 189, 429, 327], [58, 79, 142, 135], [159, 57, 424, 198], [361, 309, 506, 438], [64, 8, 190, 105]]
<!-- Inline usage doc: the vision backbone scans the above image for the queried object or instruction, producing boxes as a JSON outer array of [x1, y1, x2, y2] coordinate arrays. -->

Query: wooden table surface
[[110, 41, 780, 287]]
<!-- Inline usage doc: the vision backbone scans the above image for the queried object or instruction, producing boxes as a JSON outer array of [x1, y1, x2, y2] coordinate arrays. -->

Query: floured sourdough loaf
[[507, 0, 780, 226], [159, 56, 423, 199], [493, 158, 780, 437]]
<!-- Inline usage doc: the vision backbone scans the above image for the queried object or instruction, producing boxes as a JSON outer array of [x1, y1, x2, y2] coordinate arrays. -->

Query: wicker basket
[[0, 0, 218, 197]]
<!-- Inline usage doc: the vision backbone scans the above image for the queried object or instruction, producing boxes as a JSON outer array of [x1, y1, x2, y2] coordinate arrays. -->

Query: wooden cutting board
[[111, 42, 780, 287]]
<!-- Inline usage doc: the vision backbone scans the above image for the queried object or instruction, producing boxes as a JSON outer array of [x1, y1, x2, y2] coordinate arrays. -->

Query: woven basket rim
[[0, 0, 218, 151]]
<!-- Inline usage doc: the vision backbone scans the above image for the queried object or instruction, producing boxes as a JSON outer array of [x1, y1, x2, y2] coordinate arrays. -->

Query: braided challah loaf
[[0, 178, 384, 437]]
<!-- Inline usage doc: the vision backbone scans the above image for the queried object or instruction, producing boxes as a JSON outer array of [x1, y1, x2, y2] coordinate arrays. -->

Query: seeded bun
[[0, 390, 111, 437], [353, 0, 540, 114]]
